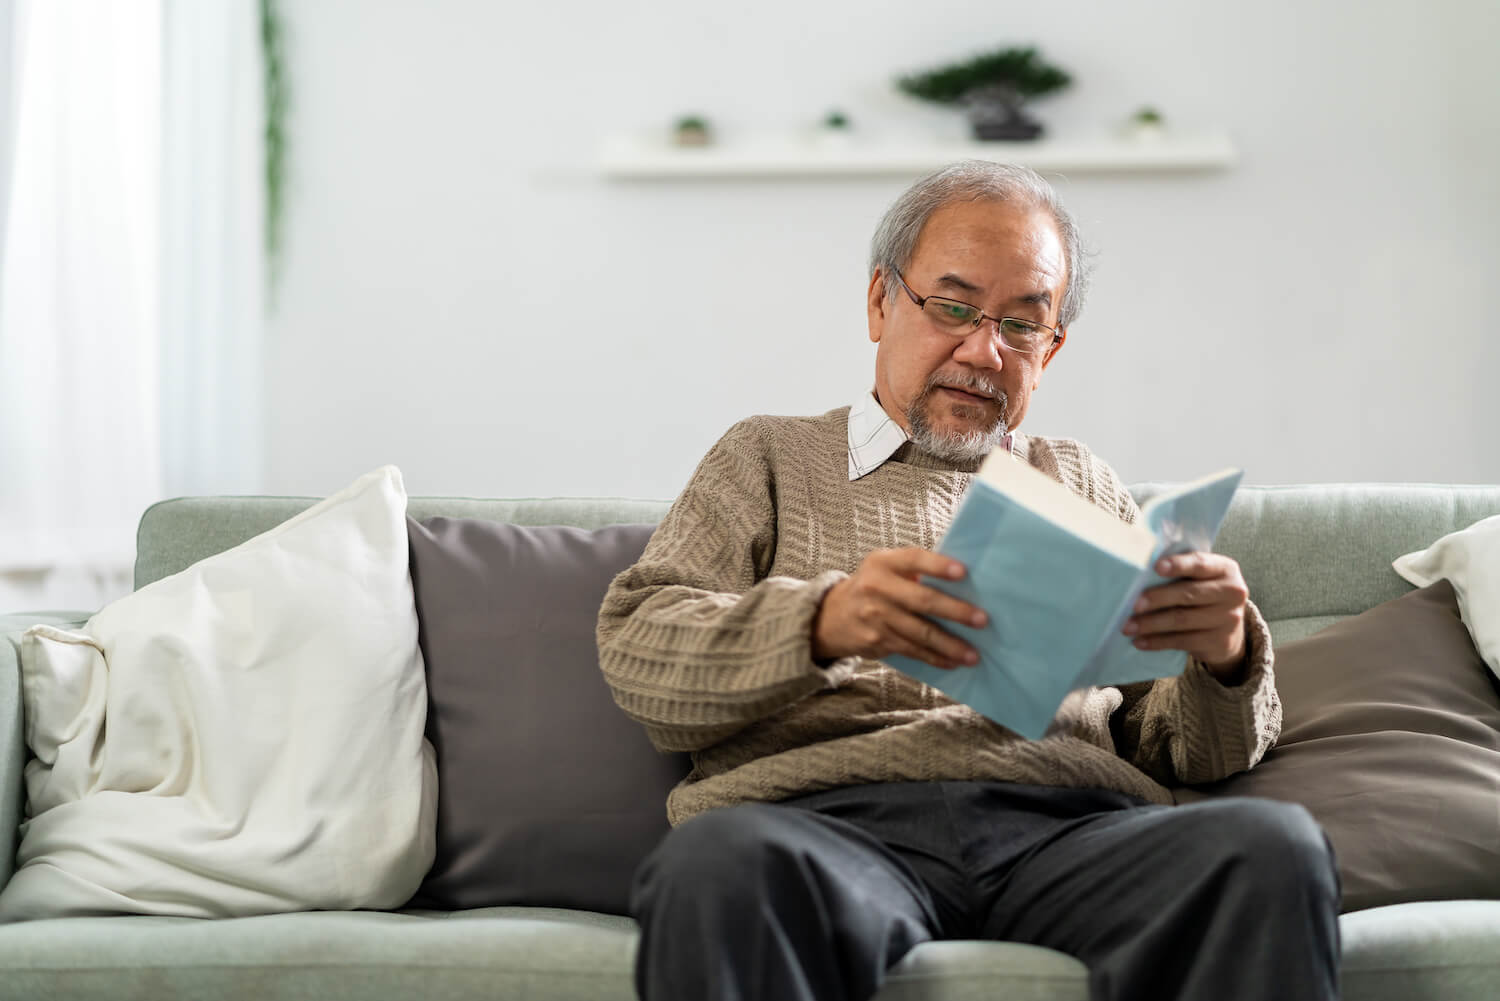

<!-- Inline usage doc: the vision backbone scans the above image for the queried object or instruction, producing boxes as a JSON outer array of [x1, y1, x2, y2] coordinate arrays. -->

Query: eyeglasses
[[893, 269, 1062, 355]]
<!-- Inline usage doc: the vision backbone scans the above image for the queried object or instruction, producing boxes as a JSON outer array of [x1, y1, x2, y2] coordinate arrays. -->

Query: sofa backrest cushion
[[404, 516, 690, 914], [1175, 579, 1500, 912], [137, 487, 1500, 631], [1131, 483, 1500, 626], [135, 497, 673, 591]]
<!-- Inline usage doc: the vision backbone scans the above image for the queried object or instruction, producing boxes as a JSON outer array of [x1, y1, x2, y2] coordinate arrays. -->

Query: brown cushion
[[404, 517, 690, 914], [1175, 580, 1500, 912]]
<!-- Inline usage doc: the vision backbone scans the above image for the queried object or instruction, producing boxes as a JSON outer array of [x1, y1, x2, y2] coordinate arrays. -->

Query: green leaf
[[896, 46, 1072, 106]]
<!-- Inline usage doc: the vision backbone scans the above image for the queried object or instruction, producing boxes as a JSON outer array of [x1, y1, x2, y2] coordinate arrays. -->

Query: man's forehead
[[910, 201, 1066, 289], [915, 199, 1060, 247]]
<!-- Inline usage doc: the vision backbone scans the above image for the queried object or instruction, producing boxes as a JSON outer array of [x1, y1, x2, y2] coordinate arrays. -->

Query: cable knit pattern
[[597, 407, 1279, 825]]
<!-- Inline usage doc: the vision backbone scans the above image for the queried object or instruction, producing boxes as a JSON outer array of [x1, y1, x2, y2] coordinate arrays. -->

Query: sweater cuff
[[1176, 599, 1280, 779], [802, 569, 858, 689]]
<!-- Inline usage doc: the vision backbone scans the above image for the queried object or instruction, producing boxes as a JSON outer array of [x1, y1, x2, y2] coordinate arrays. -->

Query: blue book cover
[[885, 458, 1241, 740]]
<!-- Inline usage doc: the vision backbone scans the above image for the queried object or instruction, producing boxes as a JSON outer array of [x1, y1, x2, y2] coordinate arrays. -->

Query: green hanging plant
[[260, 0, 287, 273]]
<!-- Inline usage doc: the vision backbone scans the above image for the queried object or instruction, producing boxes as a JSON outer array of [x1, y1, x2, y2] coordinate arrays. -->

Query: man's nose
[[951, 321, 1005, 369]]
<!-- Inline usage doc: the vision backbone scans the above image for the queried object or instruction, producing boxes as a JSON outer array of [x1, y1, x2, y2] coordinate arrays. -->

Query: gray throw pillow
[[405, 517, 690, 914], [1176, 580, 1500, 912]]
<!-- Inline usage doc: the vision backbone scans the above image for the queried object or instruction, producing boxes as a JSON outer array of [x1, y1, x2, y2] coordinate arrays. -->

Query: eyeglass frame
[[891, 268, 1063, 356]]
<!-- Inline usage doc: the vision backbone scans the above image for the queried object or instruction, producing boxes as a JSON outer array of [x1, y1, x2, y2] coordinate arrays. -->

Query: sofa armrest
[[0, 612, 92, 890]]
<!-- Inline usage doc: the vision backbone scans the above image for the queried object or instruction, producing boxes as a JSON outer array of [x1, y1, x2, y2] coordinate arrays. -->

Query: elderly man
[[597, 161, 1340, 1001]]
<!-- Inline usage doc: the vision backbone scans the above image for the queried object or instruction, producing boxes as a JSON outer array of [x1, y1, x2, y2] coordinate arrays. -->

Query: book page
[[1083, 467, 1243, 688], [975, 450, 1156, 569], [1139, 467, 1245, 528]]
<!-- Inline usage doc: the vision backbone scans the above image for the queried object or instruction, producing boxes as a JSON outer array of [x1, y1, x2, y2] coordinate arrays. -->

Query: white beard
[[906, 376, 1011, 464], [908, 417, 1009, 464]]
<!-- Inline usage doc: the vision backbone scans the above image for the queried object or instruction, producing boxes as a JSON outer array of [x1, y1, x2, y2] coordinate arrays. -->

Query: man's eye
[[1001, 319, 1047, 348], [936, 303, 973, 321]]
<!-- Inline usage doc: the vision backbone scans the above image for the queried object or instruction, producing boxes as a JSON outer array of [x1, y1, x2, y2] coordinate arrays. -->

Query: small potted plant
[[1125, 106, 1166, 141], [672, 114, 712, 147], [813, 108, 854, 148], [897, 46, 1071, 141]]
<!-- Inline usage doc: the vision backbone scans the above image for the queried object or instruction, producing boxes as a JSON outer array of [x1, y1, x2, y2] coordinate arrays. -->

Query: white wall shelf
[[599, 132, 1236, 180]]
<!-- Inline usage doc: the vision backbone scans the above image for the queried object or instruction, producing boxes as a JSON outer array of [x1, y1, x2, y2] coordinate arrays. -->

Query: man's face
[[867, 198, 1068, 451]]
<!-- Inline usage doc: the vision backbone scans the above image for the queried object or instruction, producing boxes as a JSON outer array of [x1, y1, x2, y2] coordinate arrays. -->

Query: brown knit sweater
[[597, 407, 1280, 825]]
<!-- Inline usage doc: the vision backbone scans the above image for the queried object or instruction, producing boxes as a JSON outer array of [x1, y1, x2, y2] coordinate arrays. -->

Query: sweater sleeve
[[1111, 601, 1281, 785], [1068, 441, 1282, 784], [596, 420, 857, 753]]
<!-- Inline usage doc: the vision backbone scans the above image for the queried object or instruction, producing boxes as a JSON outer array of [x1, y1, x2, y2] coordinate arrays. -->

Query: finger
[[1154, 552, 1236, 581], [1134, 577, 1243, 614], [885, 610, 978, 668], [880, 627, 964, 671], [887, 611, 978, 667], [1128, 627, 1242, 664], [875, 574, 989, 629], [1127, 604, 1240, 638], [877, 547, 967, 582]]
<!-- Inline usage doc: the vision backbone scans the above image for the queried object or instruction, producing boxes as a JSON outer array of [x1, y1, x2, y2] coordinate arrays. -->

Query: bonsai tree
[[897, 46, 1071, 140]]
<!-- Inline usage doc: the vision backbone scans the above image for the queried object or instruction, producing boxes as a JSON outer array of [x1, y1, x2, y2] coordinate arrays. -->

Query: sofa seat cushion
[[876, 940, 1087, 1000], [0, 907, 641, 1001], [1, 902, 1496, 1001], [1341, 900, 1500, 1001], [0, 904, 1092, 1001]]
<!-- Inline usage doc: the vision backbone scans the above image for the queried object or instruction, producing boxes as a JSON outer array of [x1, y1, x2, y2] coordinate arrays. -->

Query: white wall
[[265, 0, 1500, 501]]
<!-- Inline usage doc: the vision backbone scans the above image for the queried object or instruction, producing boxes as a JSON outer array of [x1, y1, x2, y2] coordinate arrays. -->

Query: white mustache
[[927, 372, 1005, 403]]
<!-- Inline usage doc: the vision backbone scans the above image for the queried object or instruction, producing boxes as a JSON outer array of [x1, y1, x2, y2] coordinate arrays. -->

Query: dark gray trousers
[[631, 781, 1341, 1001]]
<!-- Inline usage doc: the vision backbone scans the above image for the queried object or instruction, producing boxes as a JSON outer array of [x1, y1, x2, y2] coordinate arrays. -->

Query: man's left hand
[[1122, 552, 1249, 685]]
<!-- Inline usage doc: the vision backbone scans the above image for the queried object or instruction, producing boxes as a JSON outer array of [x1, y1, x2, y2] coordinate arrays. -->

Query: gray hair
[[868, 160, 1092, 330]]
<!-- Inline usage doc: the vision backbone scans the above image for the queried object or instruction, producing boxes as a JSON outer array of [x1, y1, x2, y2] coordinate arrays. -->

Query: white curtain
[[0, 1, 16, 259], [0, 0, 163, 610], [0, 0, 264, 612]]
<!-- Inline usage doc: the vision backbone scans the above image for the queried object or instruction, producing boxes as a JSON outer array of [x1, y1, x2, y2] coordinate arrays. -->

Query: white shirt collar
[[847, 391, 910, 480], [846, 390, 1016, 481]]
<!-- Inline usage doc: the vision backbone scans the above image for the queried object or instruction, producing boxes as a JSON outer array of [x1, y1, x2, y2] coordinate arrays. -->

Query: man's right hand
[[810, 548, 987, 670]]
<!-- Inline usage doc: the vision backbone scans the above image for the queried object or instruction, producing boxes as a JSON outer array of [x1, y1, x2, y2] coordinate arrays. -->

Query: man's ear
[[1033, 327, 1067, 389], [866, 270, 887, 344]]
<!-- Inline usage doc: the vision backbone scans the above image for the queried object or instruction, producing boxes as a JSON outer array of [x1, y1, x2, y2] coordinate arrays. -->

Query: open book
[[884, 455, 1242, 740]]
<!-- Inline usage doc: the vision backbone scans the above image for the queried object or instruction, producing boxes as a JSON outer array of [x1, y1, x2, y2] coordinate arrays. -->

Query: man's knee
[[632, 803, 798, 913], [1182, 798, 1338, 896]]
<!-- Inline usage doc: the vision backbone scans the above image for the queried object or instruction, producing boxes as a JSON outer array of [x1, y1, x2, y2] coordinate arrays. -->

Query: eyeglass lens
[[921, 299, 1049, 352]]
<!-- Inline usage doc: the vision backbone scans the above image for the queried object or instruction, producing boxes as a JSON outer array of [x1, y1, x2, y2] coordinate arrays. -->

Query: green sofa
[[2, 484, 1498, 1001]]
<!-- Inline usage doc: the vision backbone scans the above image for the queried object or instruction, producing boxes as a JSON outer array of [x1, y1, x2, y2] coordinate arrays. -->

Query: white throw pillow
[[0, 466, 436, 921], [1393, 513, 1500, 684]]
